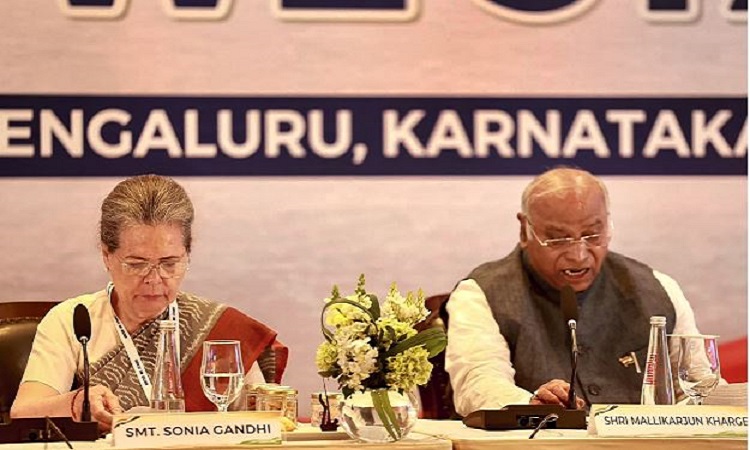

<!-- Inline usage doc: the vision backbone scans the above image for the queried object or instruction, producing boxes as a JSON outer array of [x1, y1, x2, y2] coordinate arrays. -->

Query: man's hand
[[72, 384, 123, 432], [530, 379, 586, 410]]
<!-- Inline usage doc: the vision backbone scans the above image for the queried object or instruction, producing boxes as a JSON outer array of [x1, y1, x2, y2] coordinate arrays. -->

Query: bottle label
[[643, 352, 656, 385]]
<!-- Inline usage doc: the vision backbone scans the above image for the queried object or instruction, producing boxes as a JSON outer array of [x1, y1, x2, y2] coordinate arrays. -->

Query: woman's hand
[[530, 379, 586, 410], [72, 384, 123, 432]]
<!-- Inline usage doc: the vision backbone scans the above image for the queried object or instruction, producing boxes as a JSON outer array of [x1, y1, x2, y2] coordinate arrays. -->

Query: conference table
[[413, 419, 747, 450], [0, 420, 745, 449]]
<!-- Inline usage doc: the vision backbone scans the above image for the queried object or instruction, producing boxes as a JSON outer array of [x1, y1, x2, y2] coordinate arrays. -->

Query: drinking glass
[[200, 340, 245, 412], [676, 335, 721, 405]]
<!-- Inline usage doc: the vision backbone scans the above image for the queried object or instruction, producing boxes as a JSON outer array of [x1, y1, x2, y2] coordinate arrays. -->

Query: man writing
[[444, 168, 702, 415]]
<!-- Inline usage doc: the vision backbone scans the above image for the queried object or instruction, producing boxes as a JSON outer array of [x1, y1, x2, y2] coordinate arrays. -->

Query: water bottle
[[641, 316, 675, 405], [150, 320, 186, 412]]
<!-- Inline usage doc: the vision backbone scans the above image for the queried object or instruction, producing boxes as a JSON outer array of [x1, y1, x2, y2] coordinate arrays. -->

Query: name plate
[[589, 404, 748, 438], [113, 411, 282, 448]]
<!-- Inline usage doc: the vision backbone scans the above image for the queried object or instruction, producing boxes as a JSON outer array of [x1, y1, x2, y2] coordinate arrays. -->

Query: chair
[[257, 341, 288, 384], [718, 336, 747, 383], [416, 293, 459, 419], [0, 301, 58, 423]]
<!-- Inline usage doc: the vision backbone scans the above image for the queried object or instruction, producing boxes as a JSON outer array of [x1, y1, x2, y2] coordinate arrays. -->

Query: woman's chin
[[135, 296, 171, 316]]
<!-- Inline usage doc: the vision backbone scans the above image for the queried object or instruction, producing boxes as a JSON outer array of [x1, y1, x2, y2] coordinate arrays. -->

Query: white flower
[[382, 284, 428, 326], [332, 321, 373, 345], [337, 339, 379, 391]]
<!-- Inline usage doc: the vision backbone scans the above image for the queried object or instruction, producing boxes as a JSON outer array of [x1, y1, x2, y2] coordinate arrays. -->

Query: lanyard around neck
[[108, 282, 180, 401]]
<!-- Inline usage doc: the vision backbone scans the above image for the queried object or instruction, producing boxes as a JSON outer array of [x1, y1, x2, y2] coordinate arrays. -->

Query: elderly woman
[[11, 175, 287, 431]]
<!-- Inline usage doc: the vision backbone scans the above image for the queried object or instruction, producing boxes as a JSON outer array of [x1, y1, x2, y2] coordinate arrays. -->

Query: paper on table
[[702, 383, 748, 407]]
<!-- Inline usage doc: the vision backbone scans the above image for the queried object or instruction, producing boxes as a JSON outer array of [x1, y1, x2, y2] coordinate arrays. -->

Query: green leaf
[[385, 325, 396, 345], [342, 386, 354, 399], [367, 294, 380, 320], [371, 389, 401, 441], [385, 327, 447, 358]]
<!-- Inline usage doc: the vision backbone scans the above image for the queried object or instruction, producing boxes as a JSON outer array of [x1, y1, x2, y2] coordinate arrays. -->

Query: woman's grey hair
[[521, 167, 610, 219], [100, 174, 194, 253]]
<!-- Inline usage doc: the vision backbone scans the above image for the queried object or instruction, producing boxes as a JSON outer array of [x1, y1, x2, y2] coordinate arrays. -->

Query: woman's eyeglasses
[[113, 254, 189, 278]]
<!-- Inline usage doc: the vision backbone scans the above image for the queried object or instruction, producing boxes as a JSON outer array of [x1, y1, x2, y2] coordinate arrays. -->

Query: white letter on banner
[[0, 109, 33, 157], [606, 109, 646, 158], [133, 110, 182, 158], [474, 110, 514, 158], [217, 110, 260, 158], [40, 109, 84, 158], [265, 110, 306, 158], [383, 109, 426, 158], [643, 110, 691, 158], [517, 110, 560, 158], [692, 110, 733, 157], [307, 110, 352, 158], [185, 109, 217, 158], [733, 118, 747, 157], [426, 110, 473, 157], [88, 109, 133, 158], [562, 110, 610, 157]]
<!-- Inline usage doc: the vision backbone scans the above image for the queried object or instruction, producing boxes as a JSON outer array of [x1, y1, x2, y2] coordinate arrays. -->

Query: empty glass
[[676, 335, 721, 405], [200, 340, 245, 412]]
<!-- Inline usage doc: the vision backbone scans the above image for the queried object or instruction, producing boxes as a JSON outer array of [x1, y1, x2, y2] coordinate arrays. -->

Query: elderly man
[[445, 167, 702, 416]]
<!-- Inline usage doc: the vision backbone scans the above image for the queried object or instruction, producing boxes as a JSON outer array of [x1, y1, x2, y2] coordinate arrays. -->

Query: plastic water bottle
[[150, 320, 185, 412], [641, 316, 675, 405]]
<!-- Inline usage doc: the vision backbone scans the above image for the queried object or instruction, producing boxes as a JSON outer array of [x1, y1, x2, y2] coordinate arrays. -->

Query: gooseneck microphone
[[73, 304, 92, 422], [560, 285, 579, 410]]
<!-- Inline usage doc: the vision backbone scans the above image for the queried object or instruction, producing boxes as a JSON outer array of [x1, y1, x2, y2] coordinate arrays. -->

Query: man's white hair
[[521, 167, 610, 219]]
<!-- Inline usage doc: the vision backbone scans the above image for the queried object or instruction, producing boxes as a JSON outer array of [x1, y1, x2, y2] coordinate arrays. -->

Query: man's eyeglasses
[[526, 221, 609, 250], [113, 254, 189, 279]]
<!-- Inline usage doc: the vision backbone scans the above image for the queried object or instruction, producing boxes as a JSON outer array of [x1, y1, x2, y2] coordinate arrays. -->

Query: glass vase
[[339, 389, 418, 443]]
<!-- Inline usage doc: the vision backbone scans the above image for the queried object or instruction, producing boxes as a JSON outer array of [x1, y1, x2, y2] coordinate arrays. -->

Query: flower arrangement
[[315, 274, 447, 439]]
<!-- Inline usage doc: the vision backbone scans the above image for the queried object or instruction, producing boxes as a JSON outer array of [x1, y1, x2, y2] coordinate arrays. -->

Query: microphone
[[560, 285, 579, 410], [73, 304, 92, 422]]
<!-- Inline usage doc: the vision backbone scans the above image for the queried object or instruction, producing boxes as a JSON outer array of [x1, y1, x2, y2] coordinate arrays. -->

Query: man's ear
[[517, 213, 529, 248]]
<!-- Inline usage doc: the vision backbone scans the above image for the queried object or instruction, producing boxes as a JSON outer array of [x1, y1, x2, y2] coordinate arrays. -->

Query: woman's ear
[[101, 247, 111, 272]]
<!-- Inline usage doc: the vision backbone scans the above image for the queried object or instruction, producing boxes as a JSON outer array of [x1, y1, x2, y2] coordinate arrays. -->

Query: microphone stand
[[79, 336, 91, 422], [567, 319, 578, 410]]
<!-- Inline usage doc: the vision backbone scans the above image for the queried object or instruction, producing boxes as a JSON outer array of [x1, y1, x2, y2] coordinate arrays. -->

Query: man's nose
[[565, 241, 590, 261]]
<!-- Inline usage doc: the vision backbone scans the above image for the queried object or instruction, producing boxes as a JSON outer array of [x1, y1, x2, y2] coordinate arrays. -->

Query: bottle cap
[[311, 392, 343, 400], [649, 316, 667, 325], [245, 383, 269, 393], [259, 385, 296, 395]]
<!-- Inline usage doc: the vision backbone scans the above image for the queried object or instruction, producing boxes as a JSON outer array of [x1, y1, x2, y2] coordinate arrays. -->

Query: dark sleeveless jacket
[[468, 246, 675, 404]]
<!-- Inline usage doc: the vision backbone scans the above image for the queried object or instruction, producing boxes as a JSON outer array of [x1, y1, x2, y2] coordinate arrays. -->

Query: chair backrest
[[0, 301, 58, 423], [718, 336, 748, 383], [254, 337, 289, 385], [416, 293, 458, 419]]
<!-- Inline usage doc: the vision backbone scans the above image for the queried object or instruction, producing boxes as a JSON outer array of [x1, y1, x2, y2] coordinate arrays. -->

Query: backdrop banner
[[0, 95, 745, 176]]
